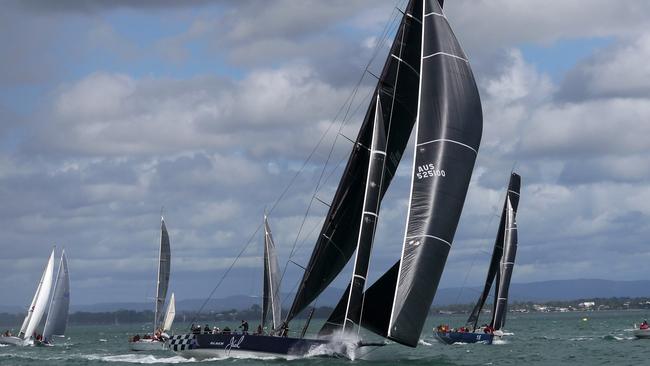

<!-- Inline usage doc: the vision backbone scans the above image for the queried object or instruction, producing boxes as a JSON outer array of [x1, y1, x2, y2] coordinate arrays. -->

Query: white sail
[[43, 250, 70, 340], [19, 249, 55, 340], [162, 293, 175, 332]]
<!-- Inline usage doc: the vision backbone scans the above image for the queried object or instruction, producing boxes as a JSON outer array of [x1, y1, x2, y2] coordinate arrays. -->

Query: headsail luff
[[20, 249, 55, 340], [386, 0, 482, 347], [154, 217, 171, 332], [43, 250, 70, 339], [491, 174, 520, 330], [467, 172, 520, 329], [262, 215, 283, 331], [286, 0, 423, 321]]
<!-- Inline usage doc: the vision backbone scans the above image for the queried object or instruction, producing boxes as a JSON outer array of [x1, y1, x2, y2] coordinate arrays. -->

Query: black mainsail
[[262, 215, 283, 332], [467, 173, 521, 330], [386, 0, 482, 347], [286, 0, 423, 321]]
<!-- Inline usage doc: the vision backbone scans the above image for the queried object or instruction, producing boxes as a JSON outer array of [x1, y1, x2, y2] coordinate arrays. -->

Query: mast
[[491, 175, 520, 330], [43, 250, 70, 340], [341, 96, 387, 333], [154, 216, 171, 333], [286, 0, 422, 323], [467, 173, 521, 329]]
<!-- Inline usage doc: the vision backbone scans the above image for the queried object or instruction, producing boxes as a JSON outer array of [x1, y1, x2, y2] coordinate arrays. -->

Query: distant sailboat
[[41, 250, 71, 345], [0, 249, 55, 346], [130, 216, 175, 351], [435, 173, 521, 345], [169, 0, 483, 358]]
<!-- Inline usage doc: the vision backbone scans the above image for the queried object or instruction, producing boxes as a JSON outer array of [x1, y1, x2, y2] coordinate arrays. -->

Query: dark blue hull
[[434, 331, 494, 345], [168, 333, 336, 358]]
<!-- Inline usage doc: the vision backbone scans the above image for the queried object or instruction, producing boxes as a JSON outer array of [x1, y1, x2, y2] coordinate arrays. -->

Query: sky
[[1, 0, 649, 307]]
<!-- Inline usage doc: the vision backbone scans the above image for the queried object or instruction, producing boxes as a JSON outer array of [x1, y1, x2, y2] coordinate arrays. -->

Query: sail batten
[[43, 251, 70, 339]]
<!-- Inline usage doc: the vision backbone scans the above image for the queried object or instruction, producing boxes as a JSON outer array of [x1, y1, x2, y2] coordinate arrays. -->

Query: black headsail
[[467, 173, 521, 330], [286, 0, 423, 322], [491, 174, 520, 330]]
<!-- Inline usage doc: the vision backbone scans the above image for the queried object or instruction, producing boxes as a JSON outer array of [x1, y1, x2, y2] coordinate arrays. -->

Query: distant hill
[[2, 279, 649, 314], [433, 279, 650, 305]]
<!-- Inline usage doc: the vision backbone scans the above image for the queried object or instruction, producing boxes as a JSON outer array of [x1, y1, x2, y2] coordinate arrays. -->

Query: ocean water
[[1, 311, 648, 365]]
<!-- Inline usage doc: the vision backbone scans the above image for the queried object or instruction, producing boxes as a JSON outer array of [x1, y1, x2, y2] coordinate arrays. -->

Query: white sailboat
[[41, 250, 71, 345], [0, 249, 55, 346], [130, 216, 175, 351]]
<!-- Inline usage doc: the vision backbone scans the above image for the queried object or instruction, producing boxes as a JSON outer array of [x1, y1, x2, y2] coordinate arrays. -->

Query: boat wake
[[602, 335, 635, 341], [85, 354, 199, 364], [418, 339, 433, 346], [306, 333, 361, 360]]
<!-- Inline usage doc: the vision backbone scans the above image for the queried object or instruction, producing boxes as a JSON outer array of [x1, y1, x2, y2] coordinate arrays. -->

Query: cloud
[[2, 1, 650, 306], [559, 34, 650, 100]]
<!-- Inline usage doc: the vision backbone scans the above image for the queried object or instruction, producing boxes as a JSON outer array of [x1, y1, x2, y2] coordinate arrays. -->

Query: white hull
[[634, 329, 650, 339], [130, 339, 167, 351], [0, 336, 28, 346]]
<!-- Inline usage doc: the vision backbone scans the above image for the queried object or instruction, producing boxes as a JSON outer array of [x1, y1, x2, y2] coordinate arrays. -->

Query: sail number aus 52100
[[416, 163, 445, 179]]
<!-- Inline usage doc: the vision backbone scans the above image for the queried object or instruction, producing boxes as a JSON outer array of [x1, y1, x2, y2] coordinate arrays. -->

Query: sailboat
[[0, 249, 55, 346], [169, 0, 482, 358], [170, 216, 332, 358], [434, 172, 521, 345], [130, 216, 176, 351], [39, 250, 71, 346]]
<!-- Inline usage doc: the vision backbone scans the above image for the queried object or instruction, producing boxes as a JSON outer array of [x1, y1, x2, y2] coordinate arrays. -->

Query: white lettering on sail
[[415, 163, 445, 180]]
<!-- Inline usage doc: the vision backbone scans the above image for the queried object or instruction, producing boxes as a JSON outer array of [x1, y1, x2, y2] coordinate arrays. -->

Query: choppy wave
[[84, 354, 198, 364]]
